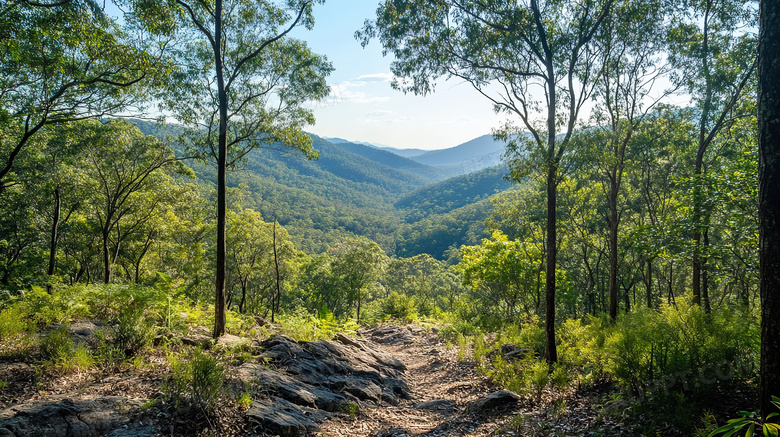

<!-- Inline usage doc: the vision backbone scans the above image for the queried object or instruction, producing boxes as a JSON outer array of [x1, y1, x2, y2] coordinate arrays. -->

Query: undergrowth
[[446, 294, 759, 434]]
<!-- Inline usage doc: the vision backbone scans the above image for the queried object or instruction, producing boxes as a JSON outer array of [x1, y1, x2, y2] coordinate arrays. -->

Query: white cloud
[[322, 76, 394, 104], [356, 73, 394, 82]]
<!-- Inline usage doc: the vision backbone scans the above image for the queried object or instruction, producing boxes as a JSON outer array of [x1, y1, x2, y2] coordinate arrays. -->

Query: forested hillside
[[171, 130, 505, 254], [330, 140, 449, 181], [395, 164, 512, 221]]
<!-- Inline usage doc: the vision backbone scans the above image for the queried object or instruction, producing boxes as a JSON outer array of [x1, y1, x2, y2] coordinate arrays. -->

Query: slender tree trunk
[[47, 185, 61, 292], [239, 284, 246, 313], [646, 258, 653, 308], [758, 0, 780, 416], [544, 163, 558, 363], [702, 227, 711, 312], [102, 228, 111, 284], [692, 1, 713, 308], [272, 221, 281, 323], [623, 285, 630, 314], [608, 176, 619, 321], [213, 0, 228, 338], [668, 261, 674, 305]]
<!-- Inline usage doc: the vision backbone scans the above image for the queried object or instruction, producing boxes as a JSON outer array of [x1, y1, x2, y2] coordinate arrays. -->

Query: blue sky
[[291, 1, 511, 150]]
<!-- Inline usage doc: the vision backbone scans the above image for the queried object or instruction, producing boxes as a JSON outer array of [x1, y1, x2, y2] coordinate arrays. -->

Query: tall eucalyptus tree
[[360, 0, 614, 362], [758, 0, 780, 417], [668, 0, 757, 311], [160, 0, 332, 337], [585, 0, 673, 321]]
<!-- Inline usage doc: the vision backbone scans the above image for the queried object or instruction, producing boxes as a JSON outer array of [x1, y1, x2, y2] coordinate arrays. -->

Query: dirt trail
[[317, 325, 519, 437]]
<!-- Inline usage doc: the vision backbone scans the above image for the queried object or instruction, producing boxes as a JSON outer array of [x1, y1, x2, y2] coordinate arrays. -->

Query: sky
[[289, 1, 512, 151]]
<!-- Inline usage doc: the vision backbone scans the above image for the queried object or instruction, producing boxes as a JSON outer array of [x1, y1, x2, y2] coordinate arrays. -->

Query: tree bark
[[47, 185, 61, 292], [544, 162, 558, 363], [645, 258, 652, 308], [102, 227, 112, 284], [759, 0, 780, 417], [608, 176, 619, 321], [272, 221, 281, 323], [213, 0, 227, 338]]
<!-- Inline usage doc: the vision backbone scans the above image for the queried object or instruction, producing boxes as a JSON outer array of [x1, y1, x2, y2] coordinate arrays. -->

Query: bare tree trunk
[[758, 0, 780, 416], [544, 163, 558, 363], [47, 185, 61, 292], [272, 221, 281, 323], [645, 258, 653, 308], [702, 227, 711, 312], [102, 228, 112, 284], [213, 0, 228, 338], [608, 178, 619, 321]]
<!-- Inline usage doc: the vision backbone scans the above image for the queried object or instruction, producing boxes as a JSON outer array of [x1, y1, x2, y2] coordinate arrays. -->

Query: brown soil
[[316, 325, 519, 437]]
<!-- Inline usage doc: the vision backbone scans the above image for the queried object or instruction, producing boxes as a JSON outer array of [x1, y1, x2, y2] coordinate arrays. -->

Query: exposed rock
[[370, 325, 414, 345], [504, 348, 532, 360], [71, 319, 106, 337], [246, 335, 409, 407], [467, 390, 521, 412], [216, 333, 248, 349], [414, 399, 455, 411], [235, 364, 352, 412], [189, 325, 211, 335], [335, 332, 362, 348], [246, 397, 328, 437], [0, 396, 144, 437], [254, 316, 274, 327], [181, 334, 212, 348], [406, 324, 425, 334], [105, 425, 157, 436], [41, 319, 107, 346]]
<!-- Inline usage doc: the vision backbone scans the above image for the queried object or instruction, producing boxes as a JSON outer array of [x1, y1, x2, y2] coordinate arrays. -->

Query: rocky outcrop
[[233, 333, 410, 436], [369, 325, 415, 345], [0, 396, 147, 437], [2, 328, 410, 437], [467, 390, 522, 412]]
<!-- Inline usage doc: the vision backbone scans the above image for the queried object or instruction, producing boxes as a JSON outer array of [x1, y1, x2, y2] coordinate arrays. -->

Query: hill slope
[[133, 120, 513, 257], [395, 165, 512, 222], [408, 135, 506, 174], [332, 141, 449, 181]]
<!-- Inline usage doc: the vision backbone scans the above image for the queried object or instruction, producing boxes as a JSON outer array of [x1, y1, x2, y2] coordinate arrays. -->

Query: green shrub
[[551, 363, 570, 389], [0, 305, 28, 339], [456, 334, 470, 361], [380, 292, 418, 321], [527, 360, 550, 401], [602, 295, 758, 396], [165, 349, 224, 410], [40, 327, 94, 372], [114, 312, 152, 357]]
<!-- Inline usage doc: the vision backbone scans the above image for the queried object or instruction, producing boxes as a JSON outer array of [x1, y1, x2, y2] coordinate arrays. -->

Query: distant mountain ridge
[[133, 120, 516, 258], [408, 135, 506, 174], [331, 141, 449, 181]]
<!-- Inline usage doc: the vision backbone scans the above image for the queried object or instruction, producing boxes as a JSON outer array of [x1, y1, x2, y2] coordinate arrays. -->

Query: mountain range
[[134, 120, 515, 259]]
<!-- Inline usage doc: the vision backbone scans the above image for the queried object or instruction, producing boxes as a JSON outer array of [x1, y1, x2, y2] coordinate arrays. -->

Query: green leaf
[[709, 420, 747, 437]]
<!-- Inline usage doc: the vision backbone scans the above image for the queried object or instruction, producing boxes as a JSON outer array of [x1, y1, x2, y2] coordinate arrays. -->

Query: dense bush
[[380, 292, 418, 321], [165, 349, 224, 410]]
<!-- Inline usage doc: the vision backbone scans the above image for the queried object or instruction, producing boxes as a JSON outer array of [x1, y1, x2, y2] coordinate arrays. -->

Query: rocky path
[[317, 325, 521, 437], [0, 323, 524, 437]]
